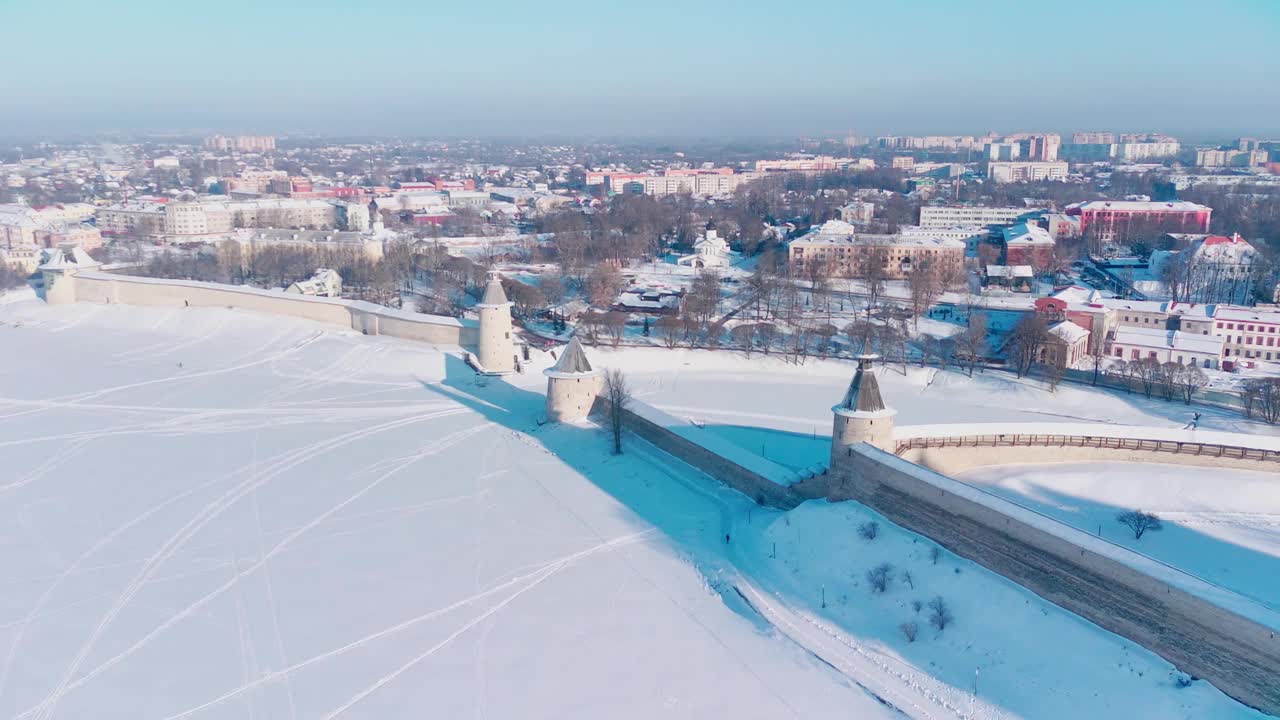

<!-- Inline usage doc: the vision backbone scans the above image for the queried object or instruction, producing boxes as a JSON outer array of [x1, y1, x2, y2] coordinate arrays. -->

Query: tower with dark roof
[[830, 354, 897, 462], [543, 336, 602, 422], [474, 271, 515, 374]]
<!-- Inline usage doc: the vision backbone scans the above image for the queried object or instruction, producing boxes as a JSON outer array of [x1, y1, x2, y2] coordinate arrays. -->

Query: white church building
[[677, 222, 736, 270]]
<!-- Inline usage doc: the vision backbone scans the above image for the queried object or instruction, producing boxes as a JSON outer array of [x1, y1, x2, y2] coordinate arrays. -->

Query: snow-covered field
[[955, 462, 1280, 611], [0, 294, 1271, 719], [0, 297, 895, 720]]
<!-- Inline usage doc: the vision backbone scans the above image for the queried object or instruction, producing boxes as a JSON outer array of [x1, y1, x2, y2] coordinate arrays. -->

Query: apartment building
[[876, 136, 980, 151], [788, 220, 964, 280], [1116, 141, 1179, 161], [919, 205, 1039, 229], [986, 161, 1068, 183], [639, 171, 759, 197], [97, 201, 168, 237], [1195, 148, 1268, 168], [1071, 131, 1115, 144], [203, 135, 277, 152], [753, 156, 873, 172], [0, 203, 97, 247], [227, 228, 385, 262]]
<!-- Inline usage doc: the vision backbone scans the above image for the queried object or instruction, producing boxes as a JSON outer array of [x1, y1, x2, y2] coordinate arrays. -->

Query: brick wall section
[[831, 443, 1280, 715]]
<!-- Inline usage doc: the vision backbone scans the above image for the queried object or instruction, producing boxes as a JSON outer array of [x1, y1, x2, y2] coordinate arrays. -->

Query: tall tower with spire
[[475, 271, 516, 374], [543, 336, 602, 422], [368, 197, 384, 234], [830, 354, 897, 463]]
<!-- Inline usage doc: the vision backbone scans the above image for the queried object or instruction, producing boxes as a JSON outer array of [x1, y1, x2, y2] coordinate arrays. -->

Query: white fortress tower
[[543, 336, 603, 423], [474, 271, 516, 374], [831, 354, 897, 463], [36, 245, 101, 305]]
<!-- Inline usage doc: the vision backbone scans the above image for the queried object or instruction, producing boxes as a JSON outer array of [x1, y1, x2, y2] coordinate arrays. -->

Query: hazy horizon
[[3, 0, 1278, 141]]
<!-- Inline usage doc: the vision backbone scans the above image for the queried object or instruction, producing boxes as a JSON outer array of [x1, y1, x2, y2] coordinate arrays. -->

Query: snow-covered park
[[0, 293, 1273, 719]]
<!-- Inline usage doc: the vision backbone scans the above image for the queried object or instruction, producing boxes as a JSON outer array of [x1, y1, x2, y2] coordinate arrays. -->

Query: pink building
[[1066, 200, 1212, 240]]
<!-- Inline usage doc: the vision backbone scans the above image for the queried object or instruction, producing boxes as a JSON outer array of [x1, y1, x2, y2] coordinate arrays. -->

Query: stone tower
[[830, 354, 897, 464], [543, 336, 603, 423], [475, 271, 515, 374], [37, 245, 101, 305]]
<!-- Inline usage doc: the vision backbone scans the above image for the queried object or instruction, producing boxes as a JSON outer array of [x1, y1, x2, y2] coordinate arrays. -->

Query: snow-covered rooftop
[[1048, 320, 1090, 344], [1112, 325, 1224, 354], [1002, 222, 1055, 246], [1070, 200, 1211, 212]]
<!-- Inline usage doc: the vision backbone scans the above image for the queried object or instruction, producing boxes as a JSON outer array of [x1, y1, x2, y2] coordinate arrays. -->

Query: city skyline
[[2, 0, 1278, 140]]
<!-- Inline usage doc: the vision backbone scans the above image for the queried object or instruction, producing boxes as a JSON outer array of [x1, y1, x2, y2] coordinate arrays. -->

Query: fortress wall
[[607, 398, 805, 510], [68, 271, 475, 347], [832, 442, 1280, 715], [900, 442, 1279, 475]]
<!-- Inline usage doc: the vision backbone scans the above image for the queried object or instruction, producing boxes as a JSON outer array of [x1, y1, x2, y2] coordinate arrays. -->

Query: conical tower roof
[[551, 336, 594, 374], [544, 336, 600, 378], [478, 272, 510, 307], [838, 355, 886, 413]]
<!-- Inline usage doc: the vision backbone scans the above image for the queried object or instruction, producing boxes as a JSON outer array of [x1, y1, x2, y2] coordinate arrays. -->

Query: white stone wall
[[830, 443, 1280, 714], [66, 272, 477, 348]]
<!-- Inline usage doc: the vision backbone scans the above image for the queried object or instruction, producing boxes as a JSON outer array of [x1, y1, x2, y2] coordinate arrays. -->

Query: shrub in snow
[[899, 621, 919, 643], [901, 569, 914, 590], [1172, 672, 1194, 689], [857, 521, 879, 541], [928, 596, 953, 632], [911, 599, 923, 614], [1116, 509, 1163, 540], [866, 562, 893, 593]]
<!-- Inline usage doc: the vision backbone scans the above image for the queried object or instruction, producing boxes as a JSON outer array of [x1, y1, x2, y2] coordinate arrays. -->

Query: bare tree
[[1044, 361, 1066, 393], [1087, 346, 1107, 386], [866, 562, 893, 593], [863, 244, 891, 311], [907, 262, 943, 330], [1116, 359, 1141, 395], [603, 311, 627, 347], [1242, 378, 1280, 424], [656, 315, 682, 349], [929, 546, 942, 565], [1156, 362, 1179, 402], [1007, 313, 1049, 378], [927, 596, 954, 632], [1116, 509, 1163, 540], [899, 621, 919, 643], [586, 263, 624, 310], [1136, 357, 1162, 399], [955, 312, 988, 377], [731, 323, 756, 357], [844, 319, 877, 355], [603, 368, 632, 455], [756, 322, 778, 355], [857, 521, 880, 541]]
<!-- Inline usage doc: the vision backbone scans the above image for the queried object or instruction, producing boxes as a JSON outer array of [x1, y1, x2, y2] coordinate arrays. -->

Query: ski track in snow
[[19, 415, 488, 720], [155, 529, 656, 720]]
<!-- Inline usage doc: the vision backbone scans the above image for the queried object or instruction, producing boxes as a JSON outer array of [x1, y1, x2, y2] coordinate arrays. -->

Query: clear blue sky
[[2, 0, 1277, 140]]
